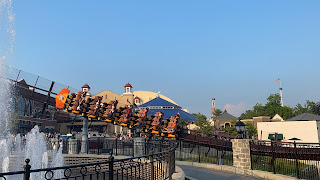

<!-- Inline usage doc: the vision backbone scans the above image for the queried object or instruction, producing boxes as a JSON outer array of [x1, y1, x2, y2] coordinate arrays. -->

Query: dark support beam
[[41, 81, 55, 119]]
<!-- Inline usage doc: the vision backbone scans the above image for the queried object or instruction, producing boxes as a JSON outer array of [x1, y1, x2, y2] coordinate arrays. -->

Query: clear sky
[[4, 0, 320, 118]]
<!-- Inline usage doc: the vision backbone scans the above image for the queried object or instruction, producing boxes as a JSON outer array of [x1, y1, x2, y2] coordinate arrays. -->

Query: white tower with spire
[[212, 98, 216, 117], [276, 78, 284, 107]]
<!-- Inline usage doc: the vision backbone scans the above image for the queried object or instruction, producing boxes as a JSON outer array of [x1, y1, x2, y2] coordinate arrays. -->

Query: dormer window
[[124, 82, 133, 94], [134, 96, 140, 104]]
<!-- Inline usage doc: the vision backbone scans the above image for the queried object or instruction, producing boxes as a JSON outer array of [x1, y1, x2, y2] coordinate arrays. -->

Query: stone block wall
[[231, 139, 251, 170]]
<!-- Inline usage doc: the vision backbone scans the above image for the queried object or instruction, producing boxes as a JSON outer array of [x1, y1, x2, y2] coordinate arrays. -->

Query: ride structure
[[56, 89, 181, 138]]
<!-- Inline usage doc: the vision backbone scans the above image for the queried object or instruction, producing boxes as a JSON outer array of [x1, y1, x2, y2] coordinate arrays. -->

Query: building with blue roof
[[138, 96, 197, 122]]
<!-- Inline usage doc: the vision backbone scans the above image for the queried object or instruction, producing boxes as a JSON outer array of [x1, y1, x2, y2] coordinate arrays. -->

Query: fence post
[[108, 154, 114, 180], [98, 139, 100, 155], [115, 138, 118, 156], [23, 159, 31, 180], [168, 151, 173, 180], [145, 140, 147, 155], [150, 152, 154, 180], [249, 140, 253, 170], [179, 140, 182, 161], [271, 141, 276, 174], [132, 140, 134, 157], [294, 141, 299, 178], [198, 140, 201, 163]]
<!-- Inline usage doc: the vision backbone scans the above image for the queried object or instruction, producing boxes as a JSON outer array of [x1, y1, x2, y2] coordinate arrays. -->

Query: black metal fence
[[176, 138, 233, 166], [250, 140, 320, 179], [0, 146, 176, 180], [60, 138, 178, 157]]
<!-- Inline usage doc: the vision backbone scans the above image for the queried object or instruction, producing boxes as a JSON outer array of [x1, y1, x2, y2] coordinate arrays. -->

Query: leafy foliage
[[223, 118, 238, 136], [213, 109, 222, 118], [245, 122, 257, 138], [178, 118, 188, 129], [192, 112, 214, 133], [239, 93, 319, 120]]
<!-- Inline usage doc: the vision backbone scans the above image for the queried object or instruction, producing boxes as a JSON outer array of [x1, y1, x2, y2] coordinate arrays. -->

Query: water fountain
[[0, 0, 64, 178]]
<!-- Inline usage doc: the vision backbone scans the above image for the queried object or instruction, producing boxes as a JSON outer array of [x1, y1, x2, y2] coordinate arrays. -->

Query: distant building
[[59, 83, 195, 135], [257, 113, 320, 143], [138, 96, 196, 121], [11, 79, 69, 134], [213, 110, 236, 129]]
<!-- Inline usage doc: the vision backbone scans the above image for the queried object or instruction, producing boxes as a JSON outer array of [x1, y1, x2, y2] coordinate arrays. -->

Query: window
[[11, 97, 16, 111], [225, 123, 230, 128], [126, 87, 130, 93], [33, 110, 38, 118], [26, 100, 32, 116], [17, 97, 25, 116], [135, 99, 140, 104], [46, 111, 51, 119]]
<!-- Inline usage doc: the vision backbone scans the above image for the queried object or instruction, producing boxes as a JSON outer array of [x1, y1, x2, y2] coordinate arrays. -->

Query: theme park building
[[58, 83, 196, 135]]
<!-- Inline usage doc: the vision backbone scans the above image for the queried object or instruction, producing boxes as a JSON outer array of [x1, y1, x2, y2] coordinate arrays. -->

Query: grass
[[252, 155, 313, 176], [177, 155, 233, 166]]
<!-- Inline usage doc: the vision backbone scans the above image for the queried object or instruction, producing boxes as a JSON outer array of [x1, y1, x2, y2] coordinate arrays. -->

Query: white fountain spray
[[0, 1, 64, 178]]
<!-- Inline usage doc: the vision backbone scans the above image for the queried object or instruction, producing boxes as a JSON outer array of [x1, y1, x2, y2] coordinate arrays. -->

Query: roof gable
[[214, 110, 236, 121], [287, 113, 320, 121], [139, 97, 180, 108]]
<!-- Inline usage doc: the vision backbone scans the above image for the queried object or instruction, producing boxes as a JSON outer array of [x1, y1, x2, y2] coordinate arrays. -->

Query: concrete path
[[180, 165, 263, 180]]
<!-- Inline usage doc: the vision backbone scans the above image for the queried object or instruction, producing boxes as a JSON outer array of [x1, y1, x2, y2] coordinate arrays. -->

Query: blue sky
[[3, 0, 320, 117]]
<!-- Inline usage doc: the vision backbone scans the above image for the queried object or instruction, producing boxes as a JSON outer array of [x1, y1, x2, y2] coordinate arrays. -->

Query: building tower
[[123, 82, 134, 104], [211, 98, 216, 118], [82, 83, 91, 97], [276, 78, 284, 107]]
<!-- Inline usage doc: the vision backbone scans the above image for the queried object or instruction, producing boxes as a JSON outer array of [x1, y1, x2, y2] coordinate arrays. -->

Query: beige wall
[[91, 90, 178, 109], [93, 90, 134, 108], [132, 91, 178, 105], [257, 121, 320, 143]]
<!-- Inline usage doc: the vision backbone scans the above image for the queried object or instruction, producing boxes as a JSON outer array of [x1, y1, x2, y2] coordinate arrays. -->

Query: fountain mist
[[0, 1, 64, 178]]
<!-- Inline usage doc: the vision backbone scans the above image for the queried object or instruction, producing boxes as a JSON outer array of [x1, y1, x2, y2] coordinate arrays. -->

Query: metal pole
[[271, 140, 276, 174], [179, 140, 182, 160], [15, 70, 21, 85], [81, 117, 89, 154], [198, 140, 201, 163], [150, 153, 154, 180], [41, 81, 55, 119], [115, 138, 118, 156], [23, 159, 31, 180], [108, 155, 114, 180], [294, 141, 299, 178], [249, 140, 253, 170]]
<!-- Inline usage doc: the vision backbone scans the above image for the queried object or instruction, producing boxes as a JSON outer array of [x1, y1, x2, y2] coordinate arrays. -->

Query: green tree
[[193, 112, 214, 133], [213, 109, 222, 118], [264, 93, 282, 118], [223, 118, 238, 136], [178, 118, 188, 129], [240, 103, 267, 119], [245, 122, 257, 138]]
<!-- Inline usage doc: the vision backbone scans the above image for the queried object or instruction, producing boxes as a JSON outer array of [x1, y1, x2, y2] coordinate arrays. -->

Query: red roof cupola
[[124, 82, 132, 88], [134, 96, 140, 99], [82, 83, 90, 89]]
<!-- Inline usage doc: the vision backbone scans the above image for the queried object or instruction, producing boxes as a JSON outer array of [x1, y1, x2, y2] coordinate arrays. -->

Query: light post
[[135, 125, 142, 137], [289, 137, 301, 178], [235, 119, 246, 139]]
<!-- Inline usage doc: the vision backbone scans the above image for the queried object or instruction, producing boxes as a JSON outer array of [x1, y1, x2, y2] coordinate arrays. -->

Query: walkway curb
[[175, 161, 298, 180], [172, 166, 185, 180]]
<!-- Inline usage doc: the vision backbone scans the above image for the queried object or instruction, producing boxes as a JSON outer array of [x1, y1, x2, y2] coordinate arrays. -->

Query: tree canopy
[[213, 109, 222, 118], [192, 112, 214, 133], [239, 93, 319, 120]]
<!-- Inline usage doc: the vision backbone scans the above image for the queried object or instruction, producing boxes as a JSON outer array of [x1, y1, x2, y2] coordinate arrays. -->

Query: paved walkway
[[180, 165, 263, 180]]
